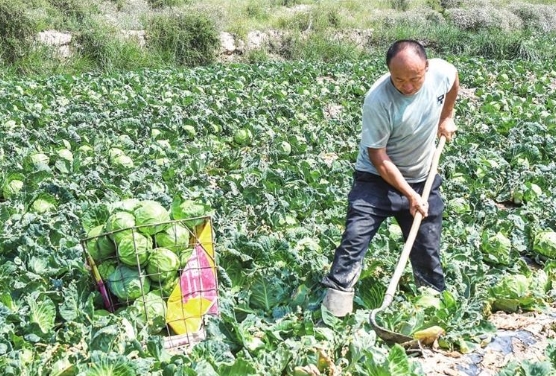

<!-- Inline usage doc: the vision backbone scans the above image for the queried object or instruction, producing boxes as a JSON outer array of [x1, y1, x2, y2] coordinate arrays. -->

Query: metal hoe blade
[[369, 136, 446, 346], [370, 308, 413, 345]]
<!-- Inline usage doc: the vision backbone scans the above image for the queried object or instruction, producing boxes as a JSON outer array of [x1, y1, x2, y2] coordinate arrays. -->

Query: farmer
[[321, 39, 459, 316]]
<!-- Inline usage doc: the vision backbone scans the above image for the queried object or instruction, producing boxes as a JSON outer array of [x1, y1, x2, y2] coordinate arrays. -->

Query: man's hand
[[409, 193, 428, 218], [438, 70, 459, 142], [438, 117, 457, 142]]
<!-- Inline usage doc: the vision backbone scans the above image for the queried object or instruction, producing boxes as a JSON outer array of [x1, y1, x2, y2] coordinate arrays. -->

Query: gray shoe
[[322, 288, 354, 317]]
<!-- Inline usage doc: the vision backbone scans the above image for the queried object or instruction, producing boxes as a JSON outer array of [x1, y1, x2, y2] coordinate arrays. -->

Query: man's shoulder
[[364, 73, 391, 103], [428, 58, 457, 73]]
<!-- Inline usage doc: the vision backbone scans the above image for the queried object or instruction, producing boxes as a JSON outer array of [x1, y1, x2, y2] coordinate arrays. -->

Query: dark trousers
[[321, 170, 446, 292]]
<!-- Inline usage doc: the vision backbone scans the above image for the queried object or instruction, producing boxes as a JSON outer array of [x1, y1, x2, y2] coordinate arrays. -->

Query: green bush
[[0, 0, 36, 64], [472, 30, 545, 61], [245, 48, 271, 64], [48, 0, 97, 30], [146, 12, 220, 67], [277, 31, 365, 62], [245, 1, 270, 19], [364, 10, 551, 61], [446, 7, 523, 32], [74, 23, 115, 70], [74, 20, 153, 71], [426, 0, 443, 13], [276, 6, 343, 32], [9, 44, 65, 76], [509, 3, 556, 32]]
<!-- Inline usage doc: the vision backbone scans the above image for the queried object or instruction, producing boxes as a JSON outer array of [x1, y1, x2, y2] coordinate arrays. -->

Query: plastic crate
[[82, 216, 218, 350]]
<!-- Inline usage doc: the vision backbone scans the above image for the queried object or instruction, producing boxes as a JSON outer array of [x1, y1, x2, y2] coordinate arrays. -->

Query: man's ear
[[425, 60, 429, 71]]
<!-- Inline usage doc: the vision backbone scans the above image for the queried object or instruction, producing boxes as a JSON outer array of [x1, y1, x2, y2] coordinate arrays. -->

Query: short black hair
[[386, 39, 427, 67]]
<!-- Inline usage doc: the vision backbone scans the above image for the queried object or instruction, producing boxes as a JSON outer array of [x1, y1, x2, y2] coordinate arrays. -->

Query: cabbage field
[[1, 56, 556, 375]]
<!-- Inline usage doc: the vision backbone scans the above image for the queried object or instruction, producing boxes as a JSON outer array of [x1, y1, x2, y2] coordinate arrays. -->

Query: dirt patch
[[416, 308, 556, 375], [458, 87, 478, 102]]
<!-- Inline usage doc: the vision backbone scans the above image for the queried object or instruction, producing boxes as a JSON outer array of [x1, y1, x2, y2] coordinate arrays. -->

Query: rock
[[37, 30, 72, 46], [121, 30, 146, 48], [36, 30, 72, 58], [220, 32, 244, 55], [33, 27, 378, 62]]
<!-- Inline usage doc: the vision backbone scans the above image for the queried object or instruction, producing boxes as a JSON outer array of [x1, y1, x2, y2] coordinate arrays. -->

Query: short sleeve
[[360, 99, 390, 149], [432, 59, 457, 93]]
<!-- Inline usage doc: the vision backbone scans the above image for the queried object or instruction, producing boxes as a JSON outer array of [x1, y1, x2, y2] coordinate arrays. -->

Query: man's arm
[[368, 148, 428, 217], [438, 70, 459, 141]]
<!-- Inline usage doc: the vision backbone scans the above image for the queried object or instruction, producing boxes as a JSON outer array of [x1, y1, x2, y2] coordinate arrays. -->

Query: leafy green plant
[[146, 12, 220, 67], [0, 0, 36, 64], [0, 50, 555, 373]]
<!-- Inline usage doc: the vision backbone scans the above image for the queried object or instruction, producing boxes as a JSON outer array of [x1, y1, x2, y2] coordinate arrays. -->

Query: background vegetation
[[1, 0, 556, 374], [1, 0, 556, 76]]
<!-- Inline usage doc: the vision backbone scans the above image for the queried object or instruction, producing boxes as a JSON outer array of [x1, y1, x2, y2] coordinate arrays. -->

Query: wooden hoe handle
[[379, 135, 447, 309]]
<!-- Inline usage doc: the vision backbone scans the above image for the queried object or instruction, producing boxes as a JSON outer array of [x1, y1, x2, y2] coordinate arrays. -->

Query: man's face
[[388, 51, 428, 96]]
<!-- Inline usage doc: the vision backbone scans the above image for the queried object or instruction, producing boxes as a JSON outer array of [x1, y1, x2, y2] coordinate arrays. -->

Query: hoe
[[370, 135, 447, 345]]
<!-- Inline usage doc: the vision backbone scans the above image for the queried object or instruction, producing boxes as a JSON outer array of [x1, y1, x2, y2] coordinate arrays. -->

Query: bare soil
[[416, 307, 556, 375]]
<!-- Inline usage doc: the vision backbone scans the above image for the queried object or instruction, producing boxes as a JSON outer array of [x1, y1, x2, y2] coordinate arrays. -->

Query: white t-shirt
[[354, 58, 457, 182]]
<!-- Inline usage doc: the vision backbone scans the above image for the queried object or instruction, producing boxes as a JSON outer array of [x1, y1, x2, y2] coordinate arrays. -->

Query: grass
[[1, 0, 556, 76], [184, 0, 434, 34]]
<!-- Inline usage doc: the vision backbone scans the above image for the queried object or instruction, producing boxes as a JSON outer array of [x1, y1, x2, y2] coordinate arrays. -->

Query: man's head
[[386, 40, 428, 96]]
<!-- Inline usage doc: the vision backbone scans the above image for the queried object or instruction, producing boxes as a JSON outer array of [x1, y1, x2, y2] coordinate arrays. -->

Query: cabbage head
[[86, 361, 135, 376], [110, 198, 141, 213], [87, 225, 116, 262], [134, 200, 170, 235], [30, 194, 57, 214], [107, 265, 150, 301], [489, 274, 535, 312], [233, 128, 253, 146], [56, 148, 73, 162], [277, 140, 291, 156], [2, 177, 24, 199], [97, 260, 118, 280], [171, 198, 208, 228], [533, 231, 556, 259], [78, 145, 93, 154], [480, 231, 512, 265], [178, 247, 194, 269], [414, 287, 441, 310], [153, 277, 178, 298], [133, 291, 167, 333], [105, 211, 135, 243], [117, 232, 152, 266], [24, 152, 50, 171], [146, 247, 180, 281], [109, 147, 125, 159], [387, 223, 403, 242], [112, 154, 134, 168], [154, 223, 190, 253], [447, 197, 470, 215]]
